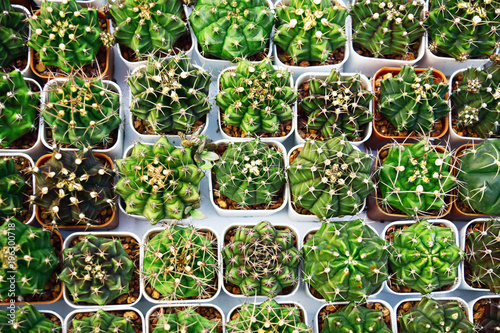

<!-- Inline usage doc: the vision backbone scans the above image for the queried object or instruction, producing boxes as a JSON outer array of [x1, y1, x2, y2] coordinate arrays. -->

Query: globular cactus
[[152, 308, 220, 333], [142, 224, 218, 300], [32, 149, 115, 227], [377, 66, 449, 134], [299, 69, 372, 141], [43, 75, 121, 148], [388, 220, 463, 294], [321, 302, 391, 333], [302, 219, 388, 302], [128, 55, 211, 135], [351, 0, 425, 58], [399, 297, 474, 333], [0, 304, 61, 333], [226, 299, 311, 333], [188, 0, 274, 61], [427, 0, 500, 61], [0, 0, 27, 69], [475, 298, 500, 333], [109, 0, 188, 57], [223, 221, 301, 297], [216, 58, 296, 136], [0, 158, 28, 219], [274, 0, 347, 64], [377, 139, 455, 216], [288, 137, 375, 219], [213, 139, 286, 207], [0, 218, 59, 300], [69, 309, 135, 333]]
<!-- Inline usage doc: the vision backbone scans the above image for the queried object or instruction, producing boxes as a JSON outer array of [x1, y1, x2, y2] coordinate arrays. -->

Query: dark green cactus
[[303, 219, 388, 302], [351, 0, 425, 58], [0, 158, 28, 219], [274, 0, 347, 64], [128, 55, 211, 135], [378, 66, 449, 134], [0, 0, 27, 69], [0, 218, 59, 300], [223, 221, 301, 297], [288, 137, 375, 219], [69, 309, 135, 333], [189, 0, 274, 61], [321, 302, 391, 333], [399, 298, 474, 333], [475, 298, 500, 333], [0, 304, 61, 333], [152, 308, 220, 333], [109, 0, 188, 57], [299, 69, 372, 141], [216, 58, 296, 136], [389, 220, 463, 294]]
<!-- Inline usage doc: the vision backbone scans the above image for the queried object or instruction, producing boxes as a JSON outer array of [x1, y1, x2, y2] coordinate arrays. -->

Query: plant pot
[[62, 232, 142, 309], [40, 79, 124, 159], [34, 152, 119, 231], [382, 219, 461, 296], [293, 71, 372, 146], [146, 304, 224, 333], [226, 302, 308, 330], [3, 5, 32, 78], [65, 307, 145, 333], [208, 139, 288, 217], [469, 295, 500, 328]]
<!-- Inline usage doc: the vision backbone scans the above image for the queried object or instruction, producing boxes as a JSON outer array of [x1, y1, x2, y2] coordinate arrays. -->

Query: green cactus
[[274, 0, 347, 64], [399, 298, 474, 333], [43, 75, 121, 148], [216, 58, 296, 136], [69, 309, 135, 333], [427, 0, 500, 61], [0, 218, 59, 300], [299, 69, 373, 141], [28, 0, 104, 72], [388, 220, 463, 294], [189, 0, 274, 61], [0, 157, 28, 219], [152, 308, 220, 333], [0, 0, 28, 69], [475, 298, 500, 333], [109, 0, 188, 57], [32, 149, 115, 227], [143, 224, 219, 300], [351, 0, 425, 58], [226, 299, 311, 333], [377, 65, 449, 134], [0, 304, 61, 333], [302, 219, 388, 302], [213, 139, 286, 207], [321, 302, 391, 333], [288, 137, 375, 219], [377, 139, 455, 216], [223, 221, 301, 297], [128, 55, 211, 135]]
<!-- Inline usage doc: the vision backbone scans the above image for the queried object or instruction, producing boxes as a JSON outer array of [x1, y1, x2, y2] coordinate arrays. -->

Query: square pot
[[146, 304, 224, 333], [65, 307, 145, 333], [469, 295, 500, 328]]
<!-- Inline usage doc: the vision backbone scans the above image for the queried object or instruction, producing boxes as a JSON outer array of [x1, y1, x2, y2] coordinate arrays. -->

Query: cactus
[[321, 302, 391, 333], [213, 139, 286, 207], [142, 224, 218, 300], [216, 58, 296, 136], [288, 137, 375, 219], [302, 219, 388, 302], [427, 0, 500, 61], [32, 149, 115, 227], [399, 297, 474, 333], [69, 309, 135, 333], [188, 0, 274, 61], [223, 221, 301, 297], [475, 298, 500, 333], [377, 66, 449, 134], [226, 299, 311, 333], [128, 55, 211, 135], [43, 75, 121, 148], [0, 304, 61, 333], [28, 0, 105, 72], [377, 139, 455, 216], [0, 0, 28, 69], [388, 220, 463, 294], [274, 0, 347, 64], [152, 308, 219, 333], [351, 0, 425, 58], [109, 0, 188, 57], [0, 158, 28, 219], [0, 218, 59, 300], [299, 69, 373, 141]]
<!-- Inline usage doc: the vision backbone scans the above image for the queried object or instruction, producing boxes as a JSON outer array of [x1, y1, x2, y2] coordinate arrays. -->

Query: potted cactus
[[216, 58, 297, 141], [295, 69, 373, 144], [0, 304, 62, 332], [0, 0, 30, 75], [66, 308, 144, 333], [146, 305, 223, 333], [470, 296, 500, 333]]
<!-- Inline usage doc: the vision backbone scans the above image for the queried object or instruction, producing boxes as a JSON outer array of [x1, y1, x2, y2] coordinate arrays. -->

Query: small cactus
[[321, 302, 391, 333], [0, 157, 29, 219], [0, 0, 28, 69], [152, 308, 220, 333], [474, 298, 500, 333], [69, 309, 135, 333], [0, 304, 61, 333]]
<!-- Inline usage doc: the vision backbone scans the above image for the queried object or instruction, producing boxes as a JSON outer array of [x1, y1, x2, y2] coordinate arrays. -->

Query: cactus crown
[[128, 54, 211, 135], [152, 308, 220, 333], [217, 58, 296, 136], [0, 157, 28, 219], [321, 302, 391, 333], [0, 0, 28, 69], [299, 69, 373, 141], [69, 309, 135, 333], [475, 298, 500, 333], [0, 304, 61, 333], [303, 219, 388, 302]]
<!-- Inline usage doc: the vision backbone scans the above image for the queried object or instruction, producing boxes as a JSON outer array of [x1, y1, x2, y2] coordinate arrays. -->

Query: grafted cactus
[[216, 58, 296, 136], [0, 304, 61, 333], [69, 309, 135, 333], [475, 298, 500, 333], [0, 0, 27, 68], [274, 0, 347, 64], [152, 308, 220, 333], [0, 158, 28, 219], [321, 303, 391, 333]]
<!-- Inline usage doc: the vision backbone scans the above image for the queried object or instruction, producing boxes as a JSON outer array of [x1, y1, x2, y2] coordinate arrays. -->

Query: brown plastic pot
[[365, 67, 449, 149], [35, 152, 118, 230]]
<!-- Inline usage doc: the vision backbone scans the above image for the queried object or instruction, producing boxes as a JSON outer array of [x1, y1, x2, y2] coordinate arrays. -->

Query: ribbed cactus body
[[0, 158, 27, 218], [322, 303, 391, 333], [152, 308, 219, 333], [0, 0, 27, 68], [70, 309, 135, 333], [0, 304, 61, 333], [476, 299, 500, 333]]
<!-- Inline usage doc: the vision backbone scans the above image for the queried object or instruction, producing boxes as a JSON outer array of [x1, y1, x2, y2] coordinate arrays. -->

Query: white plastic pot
[[226, 302, 308, 329], [469, 295, 500, 325], [65, 307, 145, 333], [217, 66, 295, 143], [146, 304, 224, 333]]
